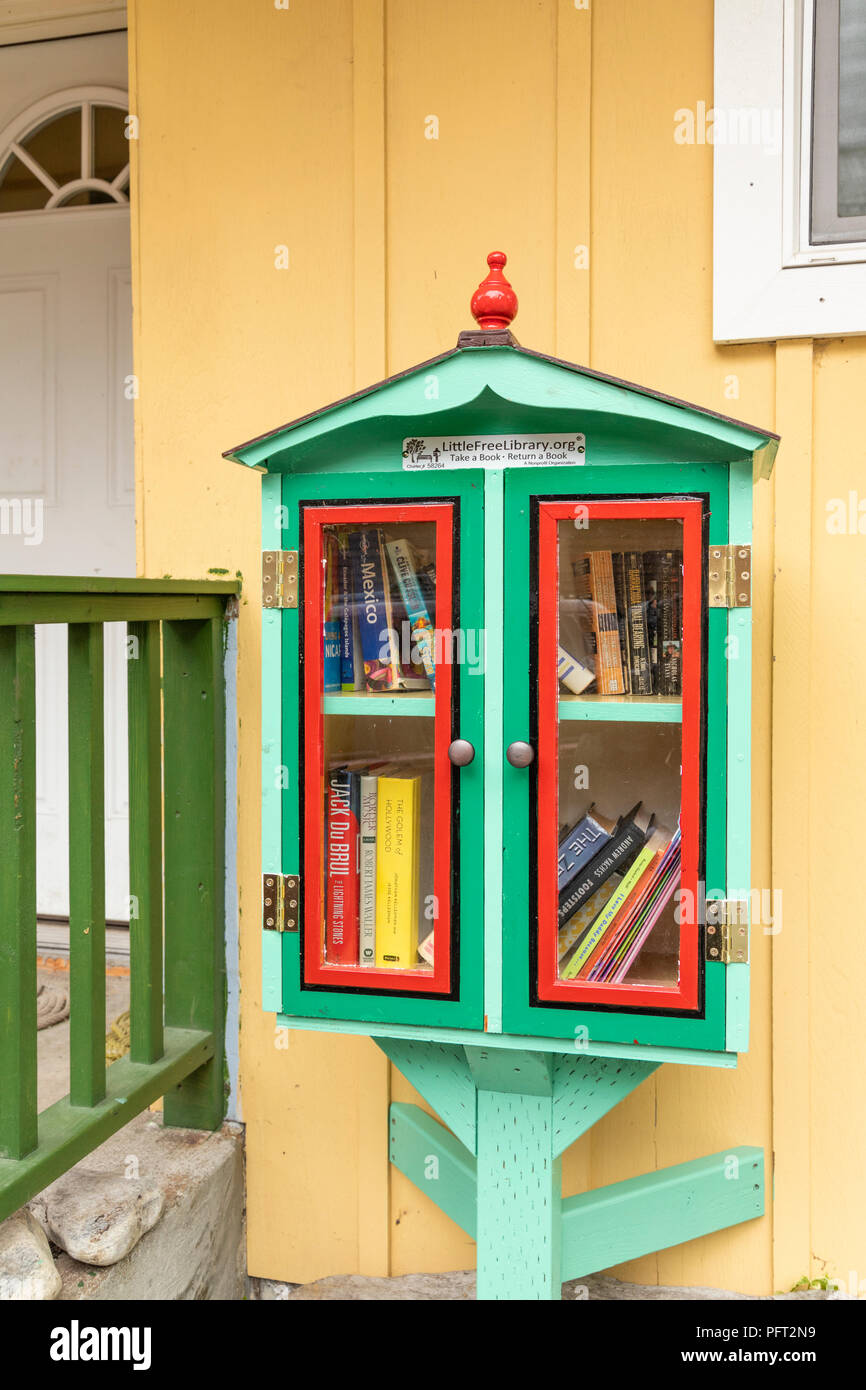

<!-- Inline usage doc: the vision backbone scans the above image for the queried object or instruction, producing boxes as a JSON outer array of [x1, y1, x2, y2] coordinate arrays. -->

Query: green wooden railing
[[0, 577, 239, 1222]]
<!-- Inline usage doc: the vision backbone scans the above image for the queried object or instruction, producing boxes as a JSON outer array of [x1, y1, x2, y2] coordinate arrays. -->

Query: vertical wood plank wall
[[128, 0, 866, 1293]]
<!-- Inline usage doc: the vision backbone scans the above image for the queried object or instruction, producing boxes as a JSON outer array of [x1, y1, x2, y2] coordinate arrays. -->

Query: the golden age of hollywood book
[[375, 773, 421, 967]]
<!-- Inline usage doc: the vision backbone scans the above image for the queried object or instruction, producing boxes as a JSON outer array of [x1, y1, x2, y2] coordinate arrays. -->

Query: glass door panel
[[301, 503, 456, 996], [535, 498, 704, 1013]]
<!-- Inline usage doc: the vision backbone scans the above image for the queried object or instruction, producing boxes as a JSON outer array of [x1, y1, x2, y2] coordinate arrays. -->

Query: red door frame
[[536, 497, 703, 1012], [302, 502, 455, 994]]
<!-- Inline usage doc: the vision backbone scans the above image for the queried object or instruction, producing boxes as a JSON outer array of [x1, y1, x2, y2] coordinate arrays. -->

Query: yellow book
[[375, 773, 421, 967]]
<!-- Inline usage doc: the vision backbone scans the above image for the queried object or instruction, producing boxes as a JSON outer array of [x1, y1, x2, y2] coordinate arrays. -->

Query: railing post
[[0, 625, 37, 1158], [127, 620, 164, 1063], [162, 616, 226, 1130], [67, 623, 106, 1108]]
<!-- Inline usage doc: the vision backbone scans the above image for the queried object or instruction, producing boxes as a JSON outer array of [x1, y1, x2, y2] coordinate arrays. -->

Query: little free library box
[[225, 253, 779, 1300]]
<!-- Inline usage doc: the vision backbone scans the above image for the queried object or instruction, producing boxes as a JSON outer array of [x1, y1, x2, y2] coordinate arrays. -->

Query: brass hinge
[[262, 550, 298, 609], [705, 899, 749, 964], [708, 544, 751, 608], [262, 873, 300, 932]]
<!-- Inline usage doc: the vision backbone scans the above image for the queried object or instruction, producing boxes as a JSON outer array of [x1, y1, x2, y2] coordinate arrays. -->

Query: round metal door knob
[[506, 741, 535, 768], [447, 739, 475, 766]]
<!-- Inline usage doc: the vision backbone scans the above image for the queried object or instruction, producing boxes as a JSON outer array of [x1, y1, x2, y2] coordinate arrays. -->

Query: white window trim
[[714, 0, 866, 343]]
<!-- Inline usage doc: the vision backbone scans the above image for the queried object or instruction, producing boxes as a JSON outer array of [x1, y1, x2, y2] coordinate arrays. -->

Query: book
[[558, 876, 622, 962], [573, 821, 673, 980], [611, 553, 632, 695], [574, 551, 626, 695], [358, 769, 380, 967], [557, 643, 595, 695], [386, 538, 436, 689], [624, 551, 653, 695], [348, 529, 428, 692], [560, 842, 657, 979], [338, 533, 362, 692], [375, 772, 421, 967], [655, 550, 682, 695], [325, 766, 360, 964], [557, 804, 618, 892], [323, 532, 341, 694], [594, 826, 682, 983], [644, 557, 660, 690], [557, 803, 651, 929]]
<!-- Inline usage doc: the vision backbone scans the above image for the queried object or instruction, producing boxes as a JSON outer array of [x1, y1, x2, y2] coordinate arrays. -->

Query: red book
[[325, 767, 360, 964]]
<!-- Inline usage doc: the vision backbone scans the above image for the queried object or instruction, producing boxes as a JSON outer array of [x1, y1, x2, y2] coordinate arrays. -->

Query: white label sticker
[[401, 433, 586, 470]]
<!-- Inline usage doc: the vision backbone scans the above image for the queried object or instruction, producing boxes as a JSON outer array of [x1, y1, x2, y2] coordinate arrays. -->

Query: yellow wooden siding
[[127, 0, 865, 1293]]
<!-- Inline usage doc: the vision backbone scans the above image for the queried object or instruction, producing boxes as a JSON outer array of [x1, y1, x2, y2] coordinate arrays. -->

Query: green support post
[[162, 617, 226, 1130]]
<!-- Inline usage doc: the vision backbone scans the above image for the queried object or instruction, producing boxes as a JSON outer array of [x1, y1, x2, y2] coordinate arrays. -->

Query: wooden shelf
[[322, 692, 435, 717], [559, 695, 682, 723]]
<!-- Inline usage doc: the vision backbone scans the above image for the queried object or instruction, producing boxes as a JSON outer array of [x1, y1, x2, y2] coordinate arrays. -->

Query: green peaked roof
[[224, 341, 779, 478]]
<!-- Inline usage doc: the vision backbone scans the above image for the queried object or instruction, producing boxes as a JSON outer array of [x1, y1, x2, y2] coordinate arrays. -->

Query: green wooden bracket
[[551, 1054, 659, 1158], [465, 1045, 553, 1096], [389, 1102, 476, 1238], [375, 1038, 477, 1154], [561, 1146, 764, 1283]]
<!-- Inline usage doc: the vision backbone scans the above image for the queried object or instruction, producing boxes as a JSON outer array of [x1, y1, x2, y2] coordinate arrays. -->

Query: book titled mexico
[[557, 803, 652, 930], [386, 538, 436, 689], [557, 804, 619, 893], [325, 766, 360, 965], [375, 772, 421, 968]]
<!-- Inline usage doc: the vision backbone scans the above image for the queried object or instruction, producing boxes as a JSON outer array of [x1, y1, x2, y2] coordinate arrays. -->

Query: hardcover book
[[557, 804, 618, 892], [557, 803, 652, 929], [325, 766, 360, 965]]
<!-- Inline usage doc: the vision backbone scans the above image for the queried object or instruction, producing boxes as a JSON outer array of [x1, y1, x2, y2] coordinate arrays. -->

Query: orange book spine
[[587, 552, 625, 694]]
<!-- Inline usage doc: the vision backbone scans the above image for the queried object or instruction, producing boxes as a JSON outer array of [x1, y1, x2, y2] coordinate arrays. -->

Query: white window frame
[[714, 0, 866, 342]]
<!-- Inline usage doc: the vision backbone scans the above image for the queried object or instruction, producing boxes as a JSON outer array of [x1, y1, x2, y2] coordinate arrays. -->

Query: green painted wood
[[127, 621, 164, 1064], [476, 1086, 561, 1300], [279, 469, 485, 1030], [483, 469, 504, 1032], [501, 464, 730, 1052], [725, 461, 754, 1053], [559, 697, 682, 722], [0, 626, 37, 1158], [466, 1045, 553, 1096], [0, 576, 238, 594], [261, 473, 284, 1012], [0, 1027, 213, 1224], [67, 623, 106, 1109], [561, 1146, 764, 1282], [0, 594, 228, 625], [162, 618, 226, 1130], [321, 693, 435, 717], [388, 1102, 477, 1238], [226, 345, 773, 475], [375, 1038, 477, 1153], [277, 1014, 739, 1067], [550, 1055, 659, 1158]]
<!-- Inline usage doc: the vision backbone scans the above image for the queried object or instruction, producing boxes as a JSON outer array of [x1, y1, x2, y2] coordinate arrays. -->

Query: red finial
[[470, 251, 518, 331]]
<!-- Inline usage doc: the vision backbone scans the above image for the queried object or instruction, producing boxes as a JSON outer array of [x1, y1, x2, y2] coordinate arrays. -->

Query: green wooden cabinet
[[227, 336, 777, 1068]]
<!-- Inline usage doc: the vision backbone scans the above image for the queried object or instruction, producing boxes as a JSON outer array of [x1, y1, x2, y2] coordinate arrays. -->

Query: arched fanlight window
[[0, 87, 129, 215]]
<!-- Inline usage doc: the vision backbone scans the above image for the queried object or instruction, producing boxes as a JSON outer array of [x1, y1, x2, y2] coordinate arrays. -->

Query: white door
[[0, 31, 134, 920]]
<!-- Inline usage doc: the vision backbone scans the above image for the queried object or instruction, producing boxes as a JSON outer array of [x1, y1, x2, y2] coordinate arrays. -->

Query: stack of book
[[325, 761, 434, 970], [558, 549, 683, 697], [556, 802, 680, 983], [323, 526, 437, 695]]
